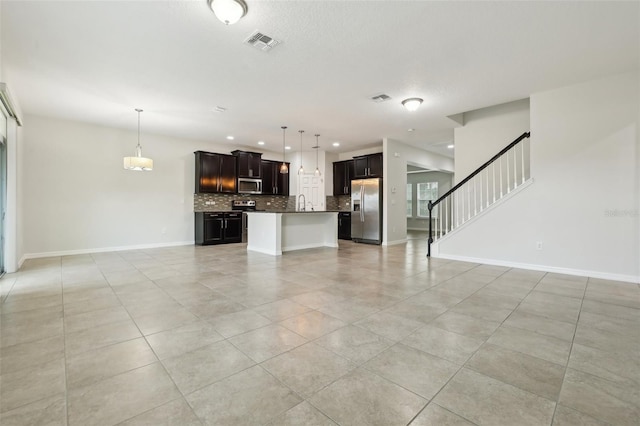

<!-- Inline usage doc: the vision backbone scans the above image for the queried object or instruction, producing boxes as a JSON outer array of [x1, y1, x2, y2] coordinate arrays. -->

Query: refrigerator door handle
[[360, 185, 365, 222]]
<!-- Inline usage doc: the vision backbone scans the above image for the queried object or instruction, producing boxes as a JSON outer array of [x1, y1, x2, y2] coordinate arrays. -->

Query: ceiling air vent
[[371, 94, 391, 103], [245, 31, 281, 52]]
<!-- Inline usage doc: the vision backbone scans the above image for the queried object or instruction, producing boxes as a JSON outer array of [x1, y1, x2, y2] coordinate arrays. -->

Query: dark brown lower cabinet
[[338, 212, 351, 240], [195, 212, 242, 245]]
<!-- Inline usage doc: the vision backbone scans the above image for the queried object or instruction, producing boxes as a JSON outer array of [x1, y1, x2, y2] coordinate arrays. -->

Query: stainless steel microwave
[[237, 178, 262, 194]]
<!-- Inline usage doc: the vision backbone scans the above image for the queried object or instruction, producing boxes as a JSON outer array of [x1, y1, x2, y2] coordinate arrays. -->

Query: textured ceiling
[[2, 1, 638, 158]]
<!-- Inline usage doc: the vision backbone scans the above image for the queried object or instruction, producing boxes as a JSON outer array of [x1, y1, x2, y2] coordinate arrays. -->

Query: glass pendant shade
[[314, 134, 321, 176], [298, 130, 305, 175], [280, 126, 289, 174], [208, 0, 247, 25], [124, 109, 153, 171]]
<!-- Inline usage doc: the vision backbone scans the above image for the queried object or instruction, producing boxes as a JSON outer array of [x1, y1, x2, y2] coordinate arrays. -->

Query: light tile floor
[[0, 240, 638, 425]]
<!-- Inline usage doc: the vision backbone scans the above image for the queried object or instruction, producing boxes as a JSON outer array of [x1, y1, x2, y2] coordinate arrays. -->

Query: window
[[406, 183, 412, 217], [417, 182, 438, 218]]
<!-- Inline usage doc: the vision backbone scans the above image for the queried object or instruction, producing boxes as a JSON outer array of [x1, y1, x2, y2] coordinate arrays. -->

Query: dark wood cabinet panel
[[333, 160, 355, 195], [338, 212, 351, 240], [261, 160, 275, 195], [353, 157, 369, 178], [277, 163, 290, 196], [261, 160, 289, 196], [368, 153, 383, 177], [232, 150, 262, 178], [195, 151, 237, 194], [195, 212, 242, 245], [353, 153, 383, 178]]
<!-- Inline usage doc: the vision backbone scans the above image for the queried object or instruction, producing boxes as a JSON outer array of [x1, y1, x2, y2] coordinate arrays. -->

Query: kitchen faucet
[[298, 194, 306, 211]]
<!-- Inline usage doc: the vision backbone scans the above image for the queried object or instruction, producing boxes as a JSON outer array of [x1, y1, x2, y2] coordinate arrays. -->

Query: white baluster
[[513, 147, 518, 188], [521, 141, 526, 184], [445, 197, 449, 235], [506, 152, 511, 194], [499, 157, 503, 198], [493, 162, 497, 202], [486, 167, 490, 208], [479, 172, 483, 212]]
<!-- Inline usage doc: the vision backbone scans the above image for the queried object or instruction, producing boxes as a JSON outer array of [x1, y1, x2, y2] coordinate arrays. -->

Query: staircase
[[427, 132, 531, 256]]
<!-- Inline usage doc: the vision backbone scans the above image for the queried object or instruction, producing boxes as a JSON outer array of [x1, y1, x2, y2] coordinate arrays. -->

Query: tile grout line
[[404, 267, 550, 425], [549, 276, 595, 425]]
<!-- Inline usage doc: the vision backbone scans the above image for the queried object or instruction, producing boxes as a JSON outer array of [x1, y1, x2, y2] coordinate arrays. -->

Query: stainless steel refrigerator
[[351, 178, 382, 244]]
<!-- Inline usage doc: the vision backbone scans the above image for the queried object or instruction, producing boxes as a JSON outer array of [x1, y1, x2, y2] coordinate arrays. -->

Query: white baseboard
[[247, 245, 282, 256], [406, 227, 428, 231], [432, 253, 640, 284], [382, 239, 408, 246], [282, 242, 339, 252], [20, 241, 195, 263]]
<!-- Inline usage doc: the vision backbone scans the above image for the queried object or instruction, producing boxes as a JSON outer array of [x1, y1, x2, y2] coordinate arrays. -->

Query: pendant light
[[123, 109, 153, 171], [279, 126, 289, 174], [313, 134, 321, 176], [298, 130, 305, 175]]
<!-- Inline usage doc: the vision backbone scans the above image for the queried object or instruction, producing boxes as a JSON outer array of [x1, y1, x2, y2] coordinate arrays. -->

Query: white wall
[[436, 72, 640, 282], [382, 138, 454, 245], [20, 115, 284, 257], [454, 98, 530, 181]]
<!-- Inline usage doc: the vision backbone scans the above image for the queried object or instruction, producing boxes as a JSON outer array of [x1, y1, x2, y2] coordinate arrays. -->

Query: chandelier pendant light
[[402, 98, 423, 112], [313, 134, 321, 176], [208, 0, 248, 25], [298, 130, 305, 175], [280, 126, 289, 174], [123, 108, 153, 171]]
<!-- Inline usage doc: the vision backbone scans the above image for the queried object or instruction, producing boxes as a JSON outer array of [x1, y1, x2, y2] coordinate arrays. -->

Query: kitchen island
[[246, 211, 339, 255]]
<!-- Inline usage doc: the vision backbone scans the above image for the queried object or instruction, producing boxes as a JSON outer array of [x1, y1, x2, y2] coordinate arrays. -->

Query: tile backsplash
[[194, 193, 349, 212], [194, 193, 294, 212], [326, 195, 351, 211]]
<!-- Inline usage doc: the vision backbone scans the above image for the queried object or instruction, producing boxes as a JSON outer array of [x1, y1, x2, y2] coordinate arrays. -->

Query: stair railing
[[427, 131, 531, 257]]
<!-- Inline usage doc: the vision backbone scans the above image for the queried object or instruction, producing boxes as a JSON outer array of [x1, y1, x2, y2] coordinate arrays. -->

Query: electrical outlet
[[536, 241, 543, 250]]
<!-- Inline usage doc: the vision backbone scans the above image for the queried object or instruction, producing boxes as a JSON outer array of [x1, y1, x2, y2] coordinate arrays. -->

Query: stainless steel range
[[231, 200, 256, 243]]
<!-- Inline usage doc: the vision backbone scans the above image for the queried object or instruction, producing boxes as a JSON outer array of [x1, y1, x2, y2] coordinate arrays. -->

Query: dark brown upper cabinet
[[194, 151, 237, 194], [232, 150, 262, 178], [333, 159, 355, 195], [353, 153, 383, 178], [261, 160, 290, 196]]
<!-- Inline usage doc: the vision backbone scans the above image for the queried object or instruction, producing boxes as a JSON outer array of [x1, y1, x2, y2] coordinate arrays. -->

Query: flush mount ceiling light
[[298, 130, 305, 175], [257, 141, 265, 145], [208, 0, 248, 25], [226, 135, 234, 140], [313, 134, 321, 176], [332, 142, 340, 147], [447, 144, 455, 149], [280, 126, 289, 174], [123, 109, 153, 171], [402, 98, 423, 112]]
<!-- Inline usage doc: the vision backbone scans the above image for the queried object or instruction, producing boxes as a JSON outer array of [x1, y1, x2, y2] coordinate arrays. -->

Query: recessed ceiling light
[[214, 106, 227, 113], [285, 146, 291, 150], [408, 128, 415, 132], [226, 136, 234, 140], [447, 144, 454, 149], [332, 142, 340, 147], [257, 141, 265, 145]]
